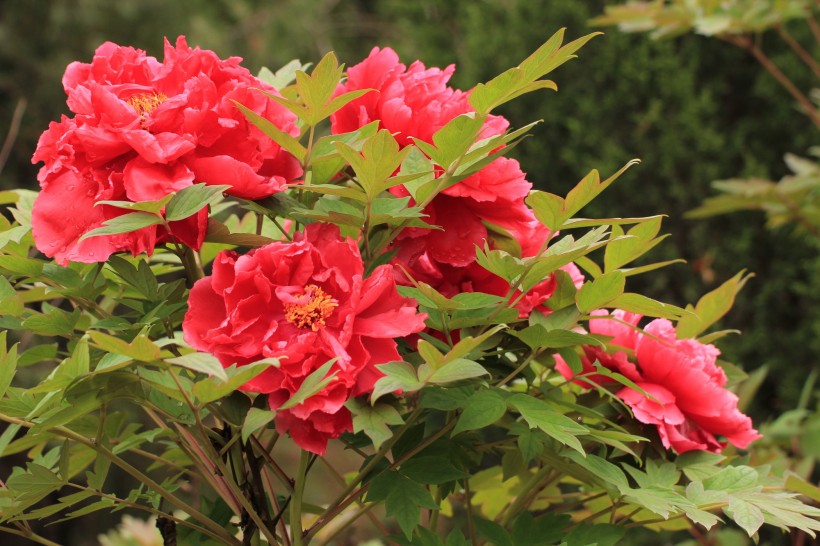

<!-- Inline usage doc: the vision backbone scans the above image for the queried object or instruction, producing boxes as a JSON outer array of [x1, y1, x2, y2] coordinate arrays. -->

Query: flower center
[[283, 284, 338, 331], [127, 91, 167, 121]]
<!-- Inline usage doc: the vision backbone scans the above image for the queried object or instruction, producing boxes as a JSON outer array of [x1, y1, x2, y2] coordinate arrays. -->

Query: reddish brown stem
[[724, 34, 820, 128], [776, 24, 820, 77]]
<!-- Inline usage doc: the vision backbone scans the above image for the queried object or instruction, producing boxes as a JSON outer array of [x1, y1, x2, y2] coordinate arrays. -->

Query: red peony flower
[[32, 37, 301, 265], [333, 48, 568, 317], [555, 311, 761, 454], [182, 223, 426, 455], [331, 47, 508, 147]]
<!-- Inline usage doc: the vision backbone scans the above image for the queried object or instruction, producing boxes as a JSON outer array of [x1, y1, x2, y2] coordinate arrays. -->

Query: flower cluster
[[29, 38, 761, 458], [31, 37, 300, 265], [556, 310, 761, 453], [183, 224, 426, 454], [331, 47, 581, 318]]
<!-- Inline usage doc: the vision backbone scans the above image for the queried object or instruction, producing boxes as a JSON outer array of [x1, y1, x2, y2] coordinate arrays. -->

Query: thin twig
[[776, 24, 820, 77], [723, 34, 820, 128], [0, 98, 26, 176]]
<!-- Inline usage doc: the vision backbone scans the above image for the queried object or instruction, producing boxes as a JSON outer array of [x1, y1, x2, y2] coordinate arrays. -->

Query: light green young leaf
[[575, 270, 626, 313], [607, 293, 690, 320], [676, 270, 753, 339], [347, 398, 404, 450], [425, 358, 489, 385], [371, 361, 422, 403], [88, 330, 161, 363], [193, 361, 276, 403], [166, 352, 228, 382]]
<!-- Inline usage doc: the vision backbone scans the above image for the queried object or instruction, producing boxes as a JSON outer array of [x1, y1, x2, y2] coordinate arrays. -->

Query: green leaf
[[725, 498, 765, 537], [575, 270, 626, 313], [192, 361, 275, 404], [107, 256, 159, 300], [241, 408, 277, 442], [563, 524, 625, 546], [96, 193, 173, 214], [603, 216, 667, 272], [167, 351, 228, 381], [474, 517, 514, 546], [565, 451, 629, 493], [509, 394, 587, 454], [258, 59, 308, 89], [278, 358, 338, 410], [88, 330, 161, 363], [676, 270, 753, 339], [453, 389, 507, 435], [420, 114, 486, 169], [165, 183, 229, 222], [234, 101, 306, 161], [0, 331, 17, 398], [372, 361, 422, 403], [607, 292, 689, 319], [425, 358, 489, 385], [78, 212, 163, 241], [22, 307, 80, 336], [382, 473, 438, 539], [347, 398, 404, 450], [399, 456, 469, 485], [527, 160, 640, 231]]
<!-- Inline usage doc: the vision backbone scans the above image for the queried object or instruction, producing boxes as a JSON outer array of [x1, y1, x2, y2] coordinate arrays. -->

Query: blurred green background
[[0, 0, 817, 543]]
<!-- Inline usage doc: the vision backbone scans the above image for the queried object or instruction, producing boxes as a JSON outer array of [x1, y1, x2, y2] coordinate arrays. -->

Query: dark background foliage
[[0, 1, 816, 542]]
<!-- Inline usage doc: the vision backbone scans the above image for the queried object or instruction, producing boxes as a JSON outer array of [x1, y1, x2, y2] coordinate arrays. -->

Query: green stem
[[499, 465, 553, 526], [291, 451, 311, 546], [0, 412, 240, 545], [180, 245, 204, 285], [0, 525, 62, 546]]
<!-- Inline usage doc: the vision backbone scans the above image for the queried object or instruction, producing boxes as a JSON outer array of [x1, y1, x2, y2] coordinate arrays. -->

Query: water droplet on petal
[[67, 184, 75, 191]]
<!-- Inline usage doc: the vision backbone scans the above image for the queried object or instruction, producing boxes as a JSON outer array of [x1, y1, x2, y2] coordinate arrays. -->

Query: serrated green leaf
[[384, 474, 438, 539], [453, 389, 507, 435], [372, 361, 422, 403], [509, 394, 587, 453], [347, 398, 404, 450]]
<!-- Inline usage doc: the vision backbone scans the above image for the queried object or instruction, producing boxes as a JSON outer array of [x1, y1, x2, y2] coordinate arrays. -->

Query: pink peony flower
[[555, 311, 761, 454], [182, 223, 426, 455], [32, 37, 301, 265]]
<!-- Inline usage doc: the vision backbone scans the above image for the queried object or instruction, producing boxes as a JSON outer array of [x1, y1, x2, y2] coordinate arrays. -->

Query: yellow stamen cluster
[[283, 284, 338, 331], [126, 92, 167, 122]]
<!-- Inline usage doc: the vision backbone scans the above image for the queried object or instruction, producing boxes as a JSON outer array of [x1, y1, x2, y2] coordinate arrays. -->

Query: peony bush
[[0, 30, 818, 545]]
